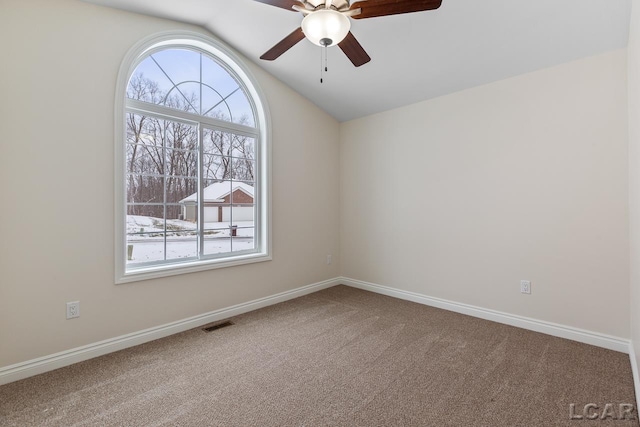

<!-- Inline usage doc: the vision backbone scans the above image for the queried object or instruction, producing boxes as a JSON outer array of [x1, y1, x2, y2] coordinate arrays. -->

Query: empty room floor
[[0, 285, 636, 426]]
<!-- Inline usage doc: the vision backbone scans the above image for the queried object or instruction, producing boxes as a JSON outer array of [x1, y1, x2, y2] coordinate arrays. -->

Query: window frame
[[114, 31, 271, 284]]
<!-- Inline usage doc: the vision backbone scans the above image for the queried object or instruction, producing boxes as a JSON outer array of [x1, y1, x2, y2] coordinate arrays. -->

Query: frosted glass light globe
[[301, 9, 351, 47]]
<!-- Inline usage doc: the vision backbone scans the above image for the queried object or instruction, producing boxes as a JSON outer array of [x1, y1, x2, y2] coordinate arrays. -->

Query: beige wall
[[629, 0, 640, 367], [0, 0, 633, 371], [340, 49, 630, 338], [0, 0, 340, 367]]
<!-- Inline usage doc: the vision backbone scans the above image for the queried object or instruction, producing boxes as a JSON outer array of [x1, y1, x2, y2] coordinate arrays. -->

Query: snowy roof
[[179, 181, 254, 204]]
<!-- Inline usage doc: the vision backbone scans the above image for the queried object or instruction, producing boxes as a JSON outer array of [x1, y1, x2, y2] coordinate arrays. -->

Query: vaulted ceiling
[[83, 0, 631, 121]]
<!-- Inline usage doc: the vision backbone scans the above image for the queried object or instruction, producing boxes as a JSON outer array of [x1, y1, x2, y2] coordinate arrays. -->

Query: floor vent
[[202, 321, 234, 332]]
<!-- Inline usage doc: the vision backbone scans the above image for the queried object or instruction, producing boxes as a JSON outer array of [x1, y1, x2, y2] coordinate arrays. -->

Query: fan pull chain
[[325, 44, 328, 73], [320, 47, 323, 84], [320, 44, 329, 84]]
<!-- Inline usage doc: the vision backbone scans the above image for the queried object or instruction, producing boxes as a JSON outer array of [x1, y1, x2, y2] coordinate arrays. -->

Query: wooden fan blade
[[350, 0, 442, 19], [260, 28, 306, 61], [338, 32, 371, 67], [252, 0, 302, 12]]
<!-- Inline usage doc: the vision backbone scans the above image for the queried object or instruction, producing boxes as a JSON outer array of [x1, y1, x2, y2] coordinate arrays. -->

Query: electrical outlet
[[66, 301, 80, 319], [520, 280, 531, 294], [326, 254, 332, 265]]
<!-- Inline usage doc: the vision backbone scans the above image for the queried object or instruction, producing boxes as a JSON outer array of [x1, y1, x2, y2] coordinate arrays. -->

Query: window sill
[[116, 252, 272, 284]]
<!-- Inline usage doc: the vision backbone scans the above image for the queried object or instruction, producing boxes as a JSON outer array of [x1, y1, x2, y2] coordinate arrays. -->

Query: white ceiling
[[83, 0, 631, 122]]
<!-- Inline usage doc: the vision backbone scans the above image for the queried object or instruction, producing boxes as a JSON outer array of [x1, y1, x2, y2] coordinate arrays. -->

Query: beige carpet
[[0, 285, 637, 426]]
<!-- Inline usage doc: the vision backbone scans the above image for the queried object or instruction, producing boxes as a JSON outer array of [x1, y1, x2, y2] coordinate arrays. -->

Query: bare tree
[[126, 73, 255, 220]]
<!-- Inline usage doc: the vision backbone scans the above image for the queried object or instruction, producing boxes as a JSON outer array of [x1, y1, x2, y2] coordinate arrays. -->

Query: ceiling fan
[[255, 0, 443, 67]]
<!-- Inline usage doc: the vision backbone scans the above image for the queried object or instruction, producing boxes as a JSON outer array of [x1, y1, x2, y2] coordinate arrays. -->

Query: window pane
[[232, 227, 255, 252], [166, 236, 198, 261], [126, 69, 167, 105], [203, 155, 232, 181], [229, 204, 254, 223], [127, 176, 164, 205], [164, 203, 183, 223], [202, 145, 255, 182], [152, 49, 201, 88], [204, 203, 255, 224], [169, 176, 197, 223], [232, 183, 254, 207], [166, 176, 197, 204], [204, 221, 230, 232], [126, 212, 166, 234], [126, 145, 164, 175], [126, 233, 165, 264], [165, 122, 198, 151], [203, 131, 255, 160], [230, 198, 254, 253], [164, 82, 200, 114], [230, 135, 255, 160], [202, 129, 230, 156], [127, 204, 164, 219], [231, 160, 255, 182], [201, 203, 225, 225], [127, 49, 199, 115], [202, 55, 239, 102], [127, 48, 256, 125], [201, 56, 254, 126], [166, 212, 197, 260], [226, 88, 255, 127], [203, 232, 231, 256], [199, 180, 254, 211], [126, 206, 199, 264], [202, 91, 233, 122], [126, 113, 165, 149], [126, 210, 166, 265]]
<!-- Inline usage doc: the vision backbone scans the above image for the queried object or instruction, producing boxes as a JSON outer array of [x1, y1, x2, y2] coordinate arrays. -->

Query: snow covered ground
[[126, 215, 255, 264], [127, 215, 196, 236]]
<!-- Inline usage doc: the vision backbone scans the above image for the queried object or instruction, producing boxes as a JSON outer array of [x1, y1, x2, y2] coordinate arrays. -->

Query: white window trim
[[114, 30, 272, 284]]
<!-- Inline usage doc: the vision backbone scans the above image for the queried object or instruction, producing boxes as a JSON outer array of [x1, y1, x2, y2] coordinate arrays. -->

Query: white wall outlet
[[66, 301, 80, 319], [520, 280, 531, 294], [326, 254, 332, 265]]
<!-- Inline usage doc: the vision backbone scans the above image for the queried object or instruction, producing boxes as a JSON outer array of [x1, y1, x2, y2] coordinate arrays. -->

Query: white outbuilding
[[179, 181, 254, 223]]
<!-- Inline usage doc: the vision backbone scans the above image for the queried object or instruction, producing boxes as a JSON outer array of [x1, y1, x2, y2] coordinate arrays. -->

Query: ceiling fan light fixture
[[301, 9, 351, 47]]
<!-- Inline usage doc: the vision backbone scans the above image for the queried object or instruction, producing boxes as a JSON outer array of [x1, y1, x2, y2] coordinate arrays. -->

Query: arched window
[[115, 32, 271, 283]]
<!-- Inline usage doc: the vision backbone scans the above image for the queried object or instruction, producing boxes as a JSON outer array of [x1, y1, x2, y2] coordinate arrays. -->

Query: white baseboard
[[1, 276, 631, 387], [339, 277, 630, 354], [0, 277, 340, 386], [630, 344, 640, 412]]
